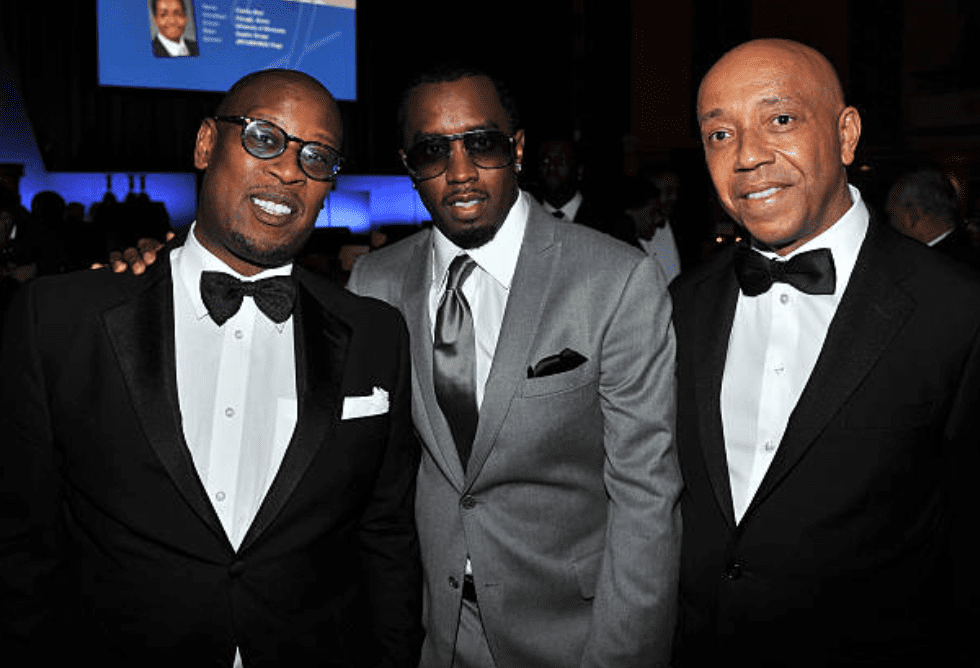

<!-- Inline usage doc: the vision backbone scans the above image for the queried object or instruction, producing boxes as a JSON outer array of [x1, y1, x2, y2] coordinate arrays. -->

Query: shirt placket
[[206, 304, 254, 543]]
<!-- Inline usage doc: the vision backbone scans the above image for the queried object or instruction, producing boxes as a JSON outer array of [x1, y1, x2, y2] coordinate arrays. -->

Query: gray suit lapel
[[401, 233, 468, 488], [746, 223, 916, 516], [692, 258, 740, 527], [102, 256, 228, 547], [464, 206, 560, 485]]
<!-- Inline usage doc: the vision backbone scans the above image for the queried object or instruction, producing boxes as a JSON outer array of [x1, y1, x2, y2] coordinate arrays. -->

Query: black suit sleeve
[[942, 316, 980, 659], [355, 310, 423, 668], [0, 282, 63, 656]]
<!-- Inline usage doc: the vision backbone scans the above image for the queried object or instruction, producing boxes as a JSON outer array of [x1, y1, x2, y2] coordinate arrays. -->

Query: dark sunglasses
[[400, 129, 516, 181], [214, 115, 344, 182]]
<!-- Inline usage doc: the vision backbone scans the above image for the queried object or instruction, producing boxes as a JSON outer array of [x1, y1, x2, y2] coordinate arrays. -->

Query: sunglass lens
[[243, 120, 285, 158], [406, 138, 451, 179], [465, 131, 512, 168]]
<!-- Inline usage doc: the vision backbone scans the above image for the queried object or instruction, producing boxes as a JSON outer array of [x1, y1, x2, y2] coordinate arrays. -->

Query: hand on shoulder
[[90, 231, 174, 275]]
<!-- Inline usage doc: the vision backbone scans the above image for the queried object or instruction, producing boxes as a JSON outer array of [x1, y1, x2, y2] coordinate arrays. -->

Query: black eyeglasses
[[400, 129, 516, 181], [214, 116, 344, 182]]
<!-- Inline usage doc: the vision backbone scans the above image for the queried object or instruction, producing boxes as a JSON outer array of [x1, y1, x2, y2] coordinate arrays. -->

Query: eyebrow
[[697, 108, 724, 124], [410, 121, 502, 145], [697, 95, 795, 125]]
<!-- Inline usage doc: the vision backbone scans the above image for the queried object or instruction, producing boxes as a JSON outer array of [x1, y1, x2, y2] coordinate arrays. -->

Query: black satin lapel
[[692, 263, 740, 527], [102, 262, 227, 542], [747, 226, 916, 515], [240, 282, 350, 549]]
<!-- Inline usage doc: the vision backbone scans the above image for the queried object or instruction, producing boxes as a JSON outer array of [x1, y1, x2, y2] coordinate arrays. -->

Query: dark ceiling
[[2, 0, 978, 202]]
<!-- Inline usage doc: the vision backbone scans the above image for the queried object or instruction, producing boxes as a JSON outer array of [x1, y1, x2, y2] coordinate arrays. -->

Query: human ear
[[194, 119, 218, 170], [838, 106, 861, 166], [513, 129, 526, 172]]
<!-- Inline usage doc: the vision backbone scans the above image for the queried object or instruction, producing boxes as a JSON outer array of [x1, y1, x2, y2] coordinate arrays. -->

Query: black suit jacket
[[0, 247, 422, 667], [933, 226, 980, 272], [670, 220, 980, 666], [152, 35, 199, 57]]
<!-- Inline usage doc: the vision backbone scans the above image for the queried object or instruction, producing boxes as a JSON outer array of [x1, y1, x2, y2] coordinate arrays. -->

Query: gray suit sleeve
[[580, 255, 681, 668]]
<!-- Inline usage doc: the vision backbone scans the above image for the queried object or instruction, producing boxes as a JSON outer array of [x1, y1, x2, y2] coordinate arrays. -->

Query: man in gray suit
[[347, 65, 681, 668]]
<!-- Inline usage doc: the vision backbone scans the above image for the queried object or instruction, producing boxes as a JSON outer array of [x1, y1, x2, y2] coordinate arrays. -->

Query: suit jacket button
[[449, 576, 460, 589], [723, 560, 743, 580], [460, 495, 477, 510], [229, 560, 246, 578]]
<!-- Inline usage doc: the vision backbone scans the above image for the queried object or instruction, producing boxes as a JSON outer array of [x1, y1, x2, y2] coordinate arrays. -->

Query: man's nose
[[445, 139, 478, 183], [734, 127, 773, 171]]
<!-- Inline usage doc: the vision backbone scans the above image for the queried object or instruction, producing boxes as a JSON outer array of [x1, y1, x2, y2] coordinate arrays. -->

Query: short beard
[[227, 227, 311, 268], [438, 182, 517, 250], [444, 221, 502, 250]]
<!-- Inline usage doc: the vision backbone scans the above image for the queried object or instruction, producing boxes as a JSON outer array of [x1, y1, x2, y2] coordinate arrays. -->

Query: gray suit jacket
[[347, 197, 681, 668]]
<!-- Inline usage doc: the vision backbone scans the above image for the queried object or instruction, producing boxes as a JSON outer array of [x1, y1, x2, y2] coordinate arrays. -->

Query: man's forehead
[[698, 42, 840, 116], [409, 78, 505, 129], [229, 83, 339, 137]]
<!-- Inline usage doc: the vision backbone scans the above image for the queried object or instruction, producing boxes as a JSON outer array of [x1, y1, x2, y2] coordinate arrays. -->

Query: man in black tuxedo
[[0, 69, 422, 667], [670, 39, 980, 666], [887, 167, 980, 271]]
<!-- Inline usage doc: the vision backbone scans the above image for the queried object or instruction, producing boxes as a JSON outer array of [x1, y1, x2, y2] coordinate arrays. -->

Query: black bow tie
[[200, 271, 297, 325], [733, 246, 836, 297]]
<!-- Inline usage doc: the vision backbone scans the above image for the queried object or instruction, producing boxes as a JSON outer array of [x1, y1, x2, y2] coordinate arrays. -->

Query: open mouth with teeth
[[448, 194, 487, 207], [745, 186, 783, 200], [251, 197, 293, 217], [444, 192, 489, 219]]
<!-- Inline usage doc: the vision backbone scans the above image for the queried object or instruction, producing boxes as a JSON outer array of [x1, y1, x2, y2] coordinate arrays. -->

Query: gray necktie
[[433, 254, 478, 470]]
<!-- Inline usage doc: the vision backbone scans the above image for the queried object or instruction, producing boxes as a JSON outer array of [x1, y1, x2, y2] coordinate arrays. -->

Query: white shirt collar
[[157, 32, 188, 56], [928, 227, 954, 247], [543, 190, 583, 220], [758, 184, 869, 299], [432, 190, 529, 293], [174, 221, 294, 321]]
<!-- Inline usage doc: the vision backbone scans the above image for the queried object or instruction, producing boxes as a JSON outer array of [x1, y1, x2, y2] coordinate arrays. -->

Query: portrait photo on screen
[[148, 0, 199, 58]]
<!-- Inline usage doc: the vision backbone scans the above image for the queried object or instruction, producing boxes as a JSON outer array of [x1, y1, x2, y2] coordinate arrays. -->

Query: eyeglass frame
[[213, 115, 345, 182], [399, 129, 518, 182]]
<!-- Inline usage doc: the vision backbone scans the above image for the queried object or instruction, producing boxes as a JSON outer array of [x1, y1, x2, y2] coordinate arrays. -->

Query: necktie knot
[[734, 246, 836, 297], [445, 254, 476, 293], [200, 271, 297, 326], [552, 210, 565, 219]]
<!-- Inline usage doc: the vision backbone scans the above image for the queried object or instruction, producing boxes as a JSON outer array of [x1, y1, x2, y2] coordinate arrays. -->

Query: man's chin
[[441, 221, 501, 250], [228, 231, 306, 270]]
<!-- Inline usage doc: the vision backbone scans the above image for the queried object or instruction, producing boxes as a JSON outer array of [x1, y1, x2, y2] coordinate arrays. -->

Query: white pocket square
[[342, 386, 389, 420]]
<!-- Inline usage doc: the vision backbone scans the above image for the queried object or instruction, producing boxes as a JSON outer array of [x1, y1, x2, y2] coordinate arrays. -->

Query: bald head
[[696, 38, 861, 255], [699, 39, 845, 121], [216, 69, 341, 138]]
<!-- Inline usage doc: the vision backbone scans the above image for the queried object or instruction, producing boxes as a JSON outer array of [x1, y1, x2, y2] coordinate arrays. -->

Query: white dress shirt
[[542, 190, 583, 222], [172, 225, 297, 551], [429, 190, 529, 408], [721, 185, 869, 523], [172, 227, 298, 668], [156, 32, 190, 56]]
